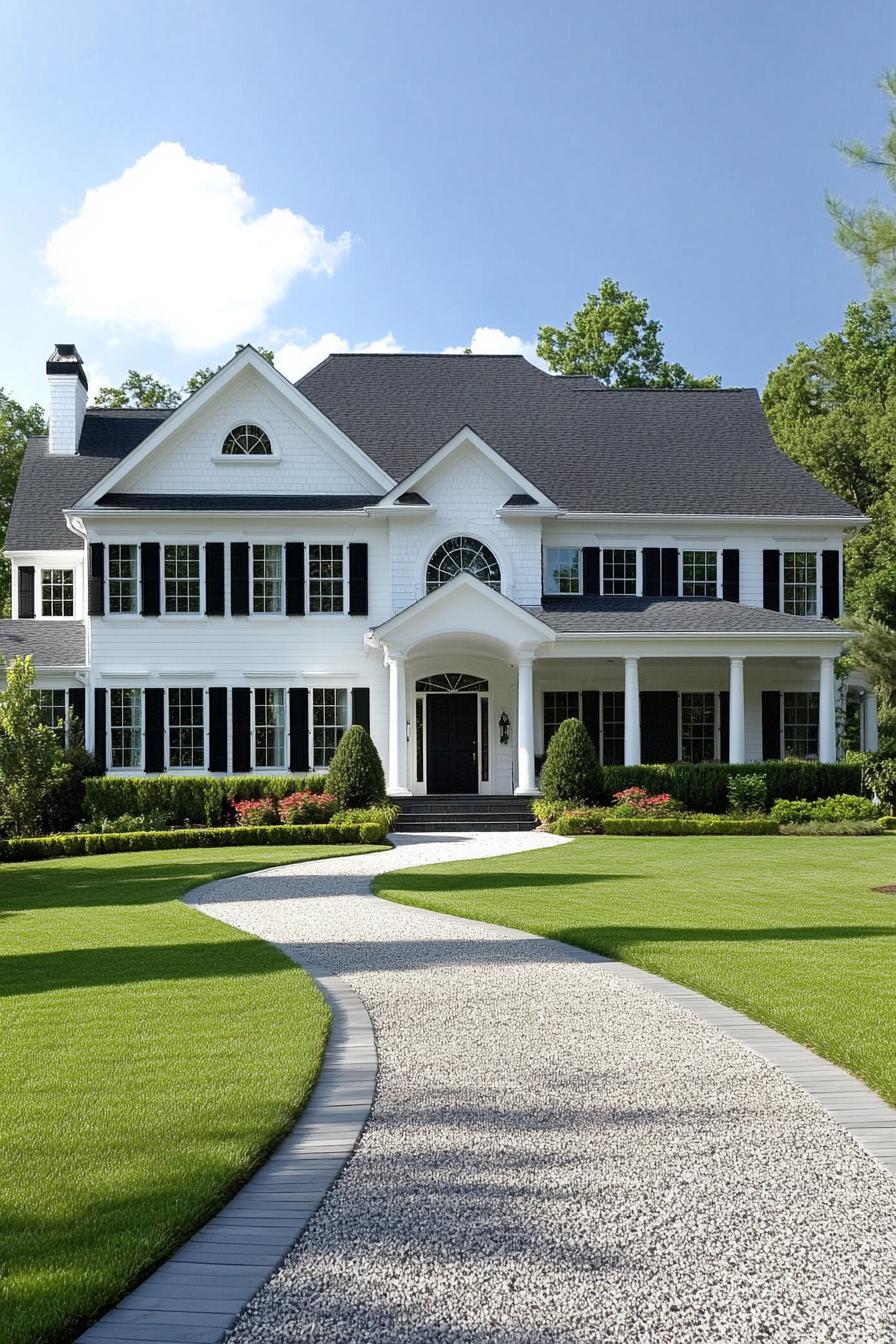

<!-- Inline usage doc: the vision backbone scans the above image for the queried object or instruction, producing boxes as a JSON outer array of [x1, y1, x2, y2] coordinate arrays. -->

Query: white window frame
[[680, 549, 720, 599], [166, 686, 206, 770], [34, 688, 69, 745], [213, 418, 281, 465], [251, 544, 285, 616], [107, 544, 141, 616], [307, 544, 346, 615], [782, 690, 820, 759], [252, 687, 287, 770], [781, 550, 820, 618], [40, 567, 75, 618], [601, 548, 637, 596], [311, 686, 350, 769], [109, 687, 144, 772], [543, 547, 582, 596], [163, 543, 204, 617], [679, 691, 716, 763]]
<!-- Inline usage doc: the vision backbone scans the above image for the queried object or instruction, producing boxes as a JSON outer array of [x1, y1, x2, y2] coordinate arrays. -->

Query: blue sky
[[1, 0, 893, 407]]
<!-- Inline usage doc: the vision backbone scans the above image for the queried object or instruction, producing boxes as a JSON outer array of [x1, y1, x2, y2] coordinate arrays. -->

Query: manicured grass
[[375, 836, 896, 1106], [1, 844, 381, 1344]]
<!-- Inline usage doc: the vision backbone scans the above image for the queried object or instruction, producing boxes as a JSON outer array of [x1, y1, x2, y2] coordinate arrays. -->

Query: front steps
[[391, 794, 538, 833]]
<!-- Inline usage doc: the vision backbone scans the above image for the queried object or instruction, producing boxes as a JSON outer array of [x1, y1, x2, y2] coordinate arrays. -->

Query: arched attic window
[[426, 537, 501, 593], [222, 423, 272, 456]]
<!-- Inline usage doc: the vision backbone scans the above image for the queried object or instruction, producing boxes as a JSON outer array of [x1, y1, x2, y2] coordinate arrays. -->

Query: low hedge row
[[84, 774, 330, 827], [597, 763, 863, 812], [0, 820, 385, 864], [601, 816, 779, 836]]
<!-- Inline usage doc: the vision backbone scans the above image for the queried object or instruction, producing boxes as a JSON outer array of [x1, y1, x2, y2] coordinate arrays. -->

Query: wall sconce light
[[498, 712, 511, 745]]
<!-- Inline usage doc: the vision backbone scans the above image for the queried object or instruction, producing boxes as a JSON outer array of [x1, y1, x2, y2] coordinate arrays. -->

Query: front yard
[[375, 835, 896, 1107], [1, 843, 380, 1344]]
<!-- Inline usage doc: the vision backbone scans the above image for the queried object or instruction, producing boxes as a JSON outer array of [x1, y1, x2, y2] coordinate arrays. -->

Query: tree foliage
[[0, 656, 70, 836], [536, 278, 720, 387], [325, 725, 387, 808], [94, 370, 182, 409], [539, 718, 602, 803], [0, 390, 47, 616], [828, 70, 896, 305]]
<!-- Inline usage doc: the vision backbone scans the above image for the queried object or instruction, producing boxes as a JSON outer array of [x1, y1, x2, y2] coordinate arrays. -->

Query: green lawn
[[1, 844, 380, 1344], [375, 836, 896, 1106]]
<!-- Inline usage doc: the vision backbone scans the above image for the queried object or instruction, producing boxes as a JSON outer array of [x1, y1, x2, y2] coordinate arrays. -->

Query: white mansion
[[2, 343, 876, 796]]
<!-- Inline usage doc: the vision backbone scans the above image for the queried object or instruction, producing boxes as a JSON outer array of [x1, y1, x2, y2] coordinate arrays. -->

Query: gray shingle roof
[[0, 620, 86, 666], [527, 596, 848, 635]]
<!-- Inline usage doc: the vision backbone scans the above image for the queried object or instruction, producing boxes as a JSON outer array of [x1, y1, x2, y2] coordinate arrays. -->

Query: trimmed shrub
[[233, 798, 279, 827], [602, 815, 778, 836], [777, 821, 885, 836], [41, 744, 103, 834], [882, 815, 896, 831], [539, 719, 602, 803], [600, 762, 863, 813], [550, 808, 608, 835], [278, 791, 339, 825], [727, 772, 767, 815], [85, 774, 329, 827], [325, 726, 387, 808], [770, 794, 880, 825]]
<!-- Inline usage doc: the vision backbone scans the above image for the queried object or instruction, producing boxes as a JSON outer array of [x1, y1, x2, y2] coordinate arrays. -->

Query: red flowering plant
[[611, 786, 679, 818], [232, 797, 279, 827], [278, 791, 339, 825]]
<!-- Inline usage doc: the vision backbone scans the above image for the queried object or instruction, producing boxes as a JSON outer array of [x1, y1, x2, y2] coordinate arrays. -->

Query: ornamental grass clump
[[278, 791, 338, 825], [326, 726, 387, 808], [539, 718, 601, 803]]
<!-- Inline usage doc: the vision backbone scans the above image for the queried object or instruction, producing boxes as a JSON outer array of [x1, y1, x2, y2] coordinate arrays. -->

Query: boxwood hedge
[[601, 815, 779, 836], [597, 762, 863, 812], [84, 774, 330, 827]]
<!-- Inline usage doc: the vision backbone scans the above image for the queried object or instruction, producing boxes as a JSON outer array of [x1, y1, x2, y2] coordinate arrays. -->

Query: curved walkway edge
[[76, 951, 376, 1344]]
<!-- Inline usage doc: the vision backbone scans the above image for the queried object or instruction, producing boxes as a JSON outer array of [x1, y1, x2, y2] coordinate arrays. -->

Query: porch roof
[[0, 619, 87, 668], [527, 596, 850, 636]]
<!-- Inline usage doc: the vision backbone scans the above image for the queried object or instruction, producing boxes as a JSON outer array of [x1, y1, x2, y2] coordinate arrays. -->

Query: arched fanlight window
[[222, 423, 272, 456], [426, 537, 501, 593]]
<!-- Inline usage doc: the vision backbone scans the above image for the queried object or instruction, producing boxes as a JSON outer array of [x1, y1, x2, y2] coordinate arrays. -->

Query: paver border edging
[[76, 942, 377, 1344]]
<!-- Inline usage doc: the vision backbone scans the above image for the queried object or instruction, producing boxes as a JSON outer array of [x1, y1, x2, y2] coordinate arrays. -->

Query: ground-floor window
[[313, 688, 348, 768], [254, 688, 286, 768], [783, 692, 819, 759], [601, 691, 624, 765], [843, 689, 862, 753], [168, 688, 205, 768], [34, 689, 68, 744], [111, 688, 142, 769], [680, 692, 716, 762], [543, 691, 580, 750]]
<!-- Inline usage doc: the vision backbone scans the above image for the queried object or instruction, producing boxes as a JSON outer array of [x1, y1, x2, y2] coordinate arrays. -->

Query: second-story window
[[783, 552, 817, 616], [109, 545, 138, 613], [252, 545, 283, 613], [682, 551, 718, 598], [544, 548, 581, 595], [602, 549, 636, 595], [309, 545, 344, 613], [164, 545, 201, 614], [41, 568, 74, 617]]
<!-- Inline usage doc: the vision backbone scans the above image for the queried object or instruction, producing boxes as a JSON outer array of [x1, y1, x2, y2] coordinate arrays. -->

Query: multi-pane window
[[41, 569, 74, 617], [110, 688, 142, 769], [602, 691, 625, 765], [544, 548, 581, 595], [682, 551, 718, 598], [108, 545, 138, 613], [252, 545, 283, 613], [543, 691, 580, 750], [222, 424, 272, 456], [35, 689, 67, 744], [168, 688, 205, 768], [681, 692, 716, 763], [783, 692, 819, 759], [426, 537, 501, 592], [602, 549, 636, 595], [254, 688, 286, 768], [313, 688, 348, 767], [783, 552, 817, 617], [164, 545, 201, 614], [309, 545, 344, 613]]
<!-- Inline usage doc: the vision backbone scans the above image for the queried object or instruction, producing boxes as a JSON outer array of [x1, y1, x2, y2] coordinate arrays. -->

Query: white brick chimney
[[47, 344, 88, 454]]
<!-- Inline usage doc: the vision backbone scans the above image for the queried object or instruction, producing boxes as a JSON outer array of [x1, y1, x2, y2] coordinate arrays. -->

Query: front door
[[426, 694, 479, 793]]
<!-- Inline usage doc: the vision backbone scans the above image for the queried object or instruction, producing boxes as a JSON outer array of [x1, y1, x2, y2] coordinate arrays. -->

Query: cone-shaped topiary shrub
[[326, 725, 387, 808], [539, 717, 601, 803]]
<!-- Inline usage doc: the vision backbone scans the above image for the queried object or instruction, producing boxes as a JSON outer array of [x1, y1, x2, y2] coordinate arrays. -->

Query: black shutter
[[141, 543, 160, 616], [351, 686, 371, 732], [821, 550, 840, 619], [289, 687, 310, 771], [144, 688, 165, 773], [93, 687, 107, 771], [285, 543, 305, 615], [582, 547, 601, 596], [208, 687, 228, 772], [87, 543, 105, 616], [348, 543, 369, 616], [18, 566, 35, 619], [719, 691, 730, 763], [661, 548, 678, 597], [722, 549, 740, 603], [761, 690, 782, 760], [639, 691, 679, 764], [68, 686, 85, 736], [205, 543, 225, 616], [231, 688, 251, 773], [230, 543, 250, 616], [762, 550, 780, 611], [581, 690, 600, 751], [642, 548, 661, 597]]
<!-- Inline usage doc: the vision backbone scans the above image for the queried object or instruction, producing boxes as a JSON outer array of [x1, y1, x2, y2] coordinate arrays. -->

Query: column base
[[514, 785, 541, 797], [387, 787, 412, 798]]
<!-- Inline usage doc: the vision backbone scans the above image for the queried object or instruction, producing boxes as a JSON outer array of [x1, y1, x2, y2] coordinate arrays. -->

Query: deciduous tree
[[0, 390, 46, 616], [0, 656, 70, 836]]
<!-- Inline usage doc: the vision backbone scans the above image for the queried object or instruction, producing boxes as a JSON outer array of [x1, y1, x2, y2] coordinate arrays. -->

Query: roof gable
[[377, 426, 556, 508]]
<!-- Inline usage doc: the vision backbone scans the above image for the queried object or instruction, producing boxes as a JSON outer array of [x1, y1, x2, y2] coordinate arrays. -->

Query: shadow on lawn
[[0, 861, 275, 916], [549, 923, 896, 959]]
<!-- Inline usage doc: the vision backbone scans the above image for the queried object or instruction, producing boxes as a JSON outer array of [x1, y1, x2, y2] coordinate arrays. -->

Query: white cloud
[[44, 142, 351, 351], [275, 331, 403, 381], [443, 326, 545, 367]]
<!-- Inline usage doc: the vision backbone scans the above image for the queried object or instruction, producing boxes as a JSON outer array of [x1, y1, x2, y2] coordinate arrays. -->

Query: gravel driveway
[[189, 833, 896, 1343]]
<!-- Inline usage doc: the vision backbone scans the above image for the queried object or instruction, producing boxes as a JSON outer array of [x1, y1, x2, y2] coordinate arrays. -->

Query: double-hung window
[[543, 691, 580, 749], [544, 548, 581, 595], [252, 545, 283, 613], [110, 688, 142, 768], [108, 545, 138, 613], [783, 552, 817, 616], [35, 689, 67, 744], [41, 569, 74, 617], [680, 692, 715, 762], [783, 692, 819, 759], [602, 549, 636, 595], [254, 688, 286, 768], [168, 688, 204, 768], [312, 688, 348, 767], [309, 545, 344, 613], [164, 545, 201, 614], [682, 551, 718, 598]]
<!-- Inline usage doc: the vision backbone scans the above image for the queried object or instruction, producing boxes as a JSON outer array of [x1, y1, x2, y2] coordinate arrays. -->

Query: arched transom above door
[[425, 537, 501, 593], [415, 673, 489, 694]]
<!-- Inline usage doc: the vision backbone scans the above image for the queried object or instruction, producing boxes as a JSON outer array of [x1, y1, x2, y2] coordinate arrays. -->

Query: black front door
[[426, 694, 479, 793], [640, 691, 679, 764]]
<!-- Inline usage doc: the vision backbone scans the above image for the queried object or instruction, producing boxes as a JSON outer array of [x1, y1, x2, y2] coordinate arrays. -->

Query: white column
[[514, 653, 537, 796], [818, 657, 837, 763], [623, 657, 641, 766], [386, 654, 410, 795], [863, 691, 879, 753], [728, 657, 746, 764]]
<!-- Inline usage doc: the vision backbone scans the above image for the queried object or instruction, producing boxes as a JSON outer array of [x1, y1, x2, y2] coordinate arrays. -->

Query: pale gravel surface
[[188, 833, 896, 1343]]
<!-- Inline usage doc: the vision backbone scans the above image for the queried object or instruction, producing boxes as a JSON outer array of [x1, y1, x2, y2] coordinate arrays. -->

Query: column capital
[[516, 648, 537, 666], [729, 654, 745, 667], [623, 654, 639, 667]]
